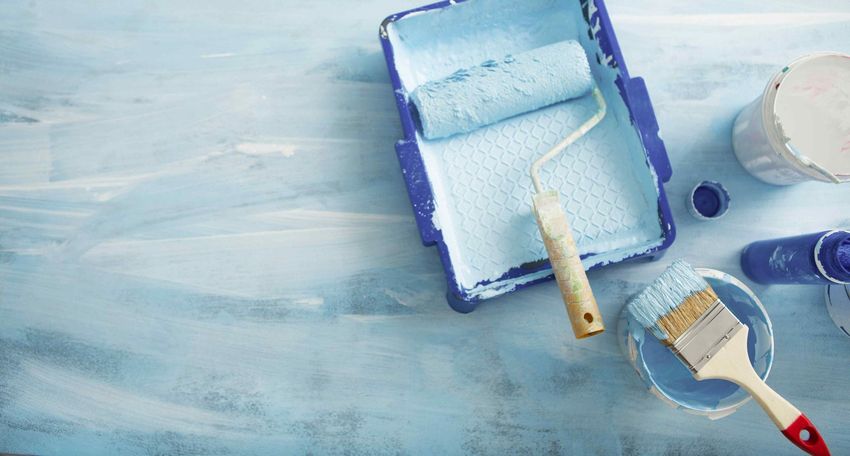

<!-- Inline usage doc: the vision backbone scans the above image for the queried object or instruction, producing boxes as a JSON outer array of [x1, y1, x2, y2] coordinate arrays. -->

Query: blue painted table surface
[[1, 1, 849, 454]]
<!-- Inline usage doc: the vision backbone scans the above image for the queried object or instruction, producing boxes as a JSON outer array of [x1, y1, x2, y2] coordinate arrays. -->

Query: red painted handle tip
[[781, 414, 830, 456]]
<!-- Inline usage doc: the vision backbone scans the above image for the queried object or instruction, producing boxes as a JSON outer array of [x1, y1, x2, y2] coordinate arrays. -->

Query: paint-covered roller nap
[[410, 40, 593, 139]]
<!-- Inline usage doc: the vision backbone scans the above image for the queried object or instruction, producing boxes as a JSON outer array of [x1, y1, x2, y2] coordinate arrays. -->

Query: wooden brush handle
[[696, 327, 830, 456], [532, 190, 604, 339]]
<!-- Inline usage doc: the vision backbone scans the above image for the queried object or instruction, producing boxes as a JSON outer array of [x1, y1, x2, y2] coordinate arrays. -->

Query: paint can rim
[[814, 230, 850, 284], [758, 52, 850, 183], [825, 283, 850, 338]]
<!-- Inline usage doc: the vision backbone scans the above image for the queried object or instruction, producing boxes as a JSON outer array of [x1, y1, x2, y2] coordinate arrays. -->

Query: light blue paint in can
[[618, 269, 774, 419]]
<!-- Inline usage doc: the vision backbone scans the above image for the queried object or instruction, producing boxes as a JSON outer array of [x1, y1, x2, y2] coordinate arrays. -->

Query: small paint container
[[732, 53, 850, 185], [618, 269, 774, 419], [741, 230, 850, 285], [826, 284, 850, 338], [687, 181, 730, 220]]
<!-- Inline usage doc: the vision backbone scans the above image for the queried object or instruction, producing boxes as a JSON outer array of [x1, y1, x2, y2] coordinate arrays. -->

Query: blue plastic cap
[[817, 230, 850, 283], [688, 181, 731, 220]]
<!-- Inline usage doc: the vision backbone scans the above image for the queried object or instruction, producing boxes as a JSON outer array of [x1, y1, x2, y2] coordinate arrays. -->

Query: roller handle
[[696, 327, 830, 455], [532, 190, 604, 339]]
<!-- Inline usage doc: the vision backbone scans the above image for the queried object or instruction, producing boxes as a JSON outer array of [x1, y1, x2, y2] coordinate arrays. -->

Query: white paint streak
[[81, 226, 417, 297], [14, 361, 254, 435], [0, 205, 88, 217], [253, 209, 412, 226], [201, 52, 237, 59], [613, 13, 850, 27], [236, 142, 298, 157]]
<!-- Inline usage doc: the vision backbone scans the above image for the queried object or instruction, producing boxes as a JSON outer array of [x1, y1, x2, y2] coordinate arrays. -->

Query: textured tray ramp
[[386, 0, 665, 299], [422, 87, 661, 293]]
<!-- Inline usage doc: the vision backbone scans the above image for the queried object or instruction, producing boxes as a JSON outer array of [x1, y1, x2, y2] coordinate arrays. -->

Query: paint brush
[[627, 260, 830, 456]]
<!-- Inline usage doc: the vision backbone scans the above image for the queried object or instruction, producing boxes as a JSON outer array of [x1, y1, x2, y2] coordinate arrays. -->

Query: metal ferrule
[[671, 300, 744, 374]]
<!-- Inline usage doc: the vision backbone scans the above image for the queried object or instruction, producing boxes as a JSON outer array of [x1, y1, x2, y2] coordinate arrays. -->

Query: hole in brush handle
[[781, 414, 831, 456]]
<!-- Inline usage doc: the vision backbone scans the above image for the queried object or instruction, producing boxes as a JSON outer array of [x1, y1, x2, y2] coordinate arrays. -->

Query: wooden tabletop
[[1, 0, 848, 454]]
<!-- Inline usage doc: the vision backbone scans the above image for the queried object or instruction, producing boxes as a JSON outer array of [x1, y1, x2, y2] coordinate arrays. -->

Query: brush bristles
[[627, 260, 718, 343], [656, 288, 718, 344]]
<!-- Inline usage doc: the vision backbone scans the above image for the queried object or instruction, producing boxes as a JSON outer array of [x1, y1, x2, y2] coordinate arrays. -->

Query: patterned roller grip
[[533, 190, 605, 338]]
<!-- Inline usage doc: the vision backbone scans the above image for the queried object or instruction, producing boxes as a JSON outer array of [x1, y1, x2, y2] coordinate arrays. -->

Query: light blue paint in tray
[[381, 0, 675, 310]]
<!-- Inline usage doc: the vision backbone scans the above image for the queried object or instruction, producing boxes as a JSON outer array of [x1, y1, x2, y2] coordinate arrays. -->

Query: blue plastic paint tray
[[380, 0, 675, 312]]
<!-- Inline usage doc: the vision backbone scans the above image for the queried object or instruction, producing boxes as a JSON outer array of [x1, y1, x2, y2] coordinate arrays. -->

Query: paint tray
[[380, 0, 675, 312]]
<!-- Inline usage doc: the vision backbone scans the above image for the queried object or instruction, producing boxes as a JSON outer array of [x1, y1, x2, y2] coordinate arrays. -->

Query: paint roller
[[411, 40, 607, 339]]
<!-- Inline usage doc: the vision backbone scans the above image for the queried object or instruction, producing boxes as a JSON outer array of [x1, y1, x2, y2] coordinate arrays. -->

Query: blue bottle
[[741, 230, 850, 285]]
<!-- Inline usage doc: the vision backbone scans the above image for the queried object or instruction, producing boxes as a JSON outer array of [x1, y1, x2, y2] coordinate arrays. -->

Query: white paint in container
[[732, 53, 850, 185]]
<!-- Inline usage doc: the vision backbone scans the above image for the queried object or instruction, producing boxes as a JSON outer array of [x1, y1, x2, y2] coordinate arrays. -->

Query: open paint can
[[618, 269, 774, 419], [826, 284, 850, 338], [732, 53, 850, 185], [687, 180, 730, 220]]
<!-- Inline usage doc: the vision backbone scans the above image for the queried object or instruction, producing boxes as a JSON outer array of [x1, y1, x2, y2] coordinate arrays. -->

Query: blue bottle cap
[[687, 180, 731, 220], [815, 230, 850, 284]]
